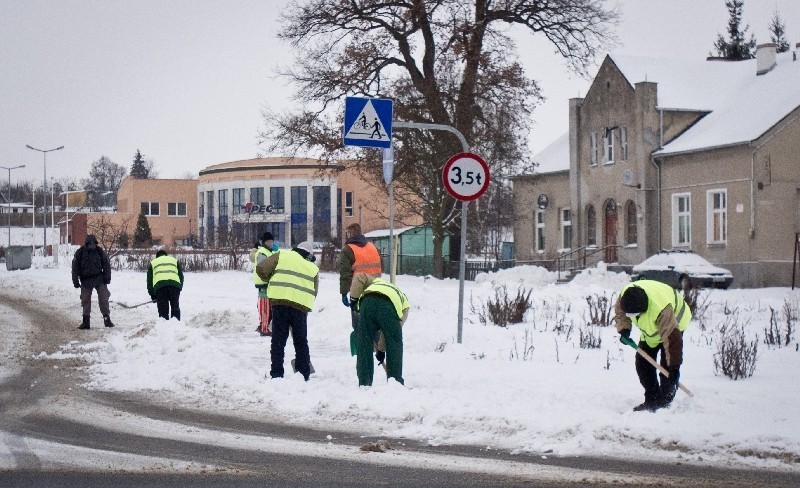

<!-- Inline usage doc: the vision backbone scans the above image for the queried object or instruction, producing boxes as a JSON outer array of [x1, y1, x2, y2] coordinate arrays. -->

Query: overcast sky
[[1, 0, 798, 186]]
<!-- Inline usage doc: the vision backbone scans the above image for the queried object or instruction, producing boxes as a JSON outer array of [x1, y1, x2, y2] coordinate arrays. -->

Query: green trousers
[[356, 295, 403, 386]]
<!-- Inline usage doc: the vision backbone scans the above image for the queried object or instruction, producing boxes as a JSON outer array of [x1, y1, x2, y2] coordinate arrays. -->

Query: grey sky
[[1, 0, 797, 186]]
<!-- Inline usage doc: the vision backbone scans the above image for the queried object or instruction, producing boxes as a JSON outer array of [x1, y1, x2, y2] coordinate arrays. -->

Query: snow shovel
[[621, 336, 694, 397], [115, 300, 155, 309]]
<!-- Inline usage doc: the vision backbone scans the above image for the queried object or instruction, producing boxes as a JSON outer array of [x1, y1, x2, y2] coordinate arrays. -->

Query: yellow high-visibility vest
[[359, 278, 409, 318], [266, 250, 318, 310], [151, 255, 180, 287], [623, 280, 691, 347]]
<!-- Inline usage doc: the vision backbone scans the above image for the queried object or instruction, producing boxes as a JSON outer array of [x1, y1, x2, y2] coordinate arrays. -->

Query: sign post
[[442, 152, 490, 344]]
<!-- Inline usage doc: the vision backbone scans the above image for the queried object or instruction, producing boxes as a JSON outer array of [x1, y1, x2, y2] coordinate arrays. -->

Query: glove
[[74, 283, 80, 289], [619, 329, 637, 348], [342, 293, 350, 307], [375, 350, 385, 365], [150, 296, 157, 302]]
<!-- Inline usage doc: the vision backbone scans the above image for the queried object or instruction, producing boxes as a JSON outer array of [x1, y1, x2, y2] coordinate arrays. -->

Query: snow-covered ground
[[2, 248, 799, 473]]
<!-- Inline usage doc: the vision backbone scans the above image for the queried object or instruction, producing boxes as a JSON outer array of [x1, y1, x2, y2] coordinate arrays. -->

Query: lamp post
[[1, 164, 26, 248], [26, 144, 64, 253]]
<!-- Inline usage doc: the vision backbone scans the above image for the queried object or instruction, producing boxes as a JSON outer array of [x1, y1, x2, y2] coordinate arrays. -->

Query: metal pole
[[457, 199, 467, 343], [392, 120, 469, 343], [26, 145, 63, 256], [1, 165, 26, 249]]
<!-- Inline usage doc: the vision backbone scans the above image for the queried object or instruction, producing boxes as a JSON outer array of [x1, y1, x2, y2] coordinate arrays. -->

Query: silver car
[[631, 250, 733, 291]]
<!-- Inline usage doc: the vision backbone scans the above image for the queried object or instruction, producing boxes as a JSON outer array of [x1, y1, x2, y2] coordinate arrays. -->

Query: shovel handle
[[627, 342, 695, 398]]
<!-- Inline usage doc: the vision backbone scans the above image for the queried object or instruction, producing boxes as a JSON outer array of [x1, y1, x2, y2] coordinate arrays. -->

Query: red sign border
[[442, 152, 490, 201]]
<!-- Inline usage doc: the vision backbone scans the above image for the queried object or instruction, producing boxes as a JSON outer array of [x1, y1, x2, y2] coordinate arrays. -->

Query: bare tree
[[87, 214, 134, 257], [261, 0, 618, 277]]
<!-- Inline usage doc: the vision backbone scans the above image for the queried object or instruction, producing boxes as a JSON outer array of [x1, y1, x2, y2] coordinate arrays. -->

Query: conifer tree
[[133, 212, 153, 248], [768, 10, 791, 53], [711, 0, 757, 60], [130, 150, 149, 179]]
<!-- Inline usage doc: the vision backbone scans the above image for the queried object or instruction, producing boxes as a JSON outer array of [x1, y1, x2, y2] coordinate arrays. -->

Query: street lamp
[[1, 164, 26, 248], [26, 144, 64, 253]]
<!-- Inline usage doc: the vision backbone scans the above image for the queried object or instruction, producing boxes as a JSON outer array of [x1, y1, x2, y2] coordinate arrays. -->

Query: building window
[[707, 189, 727, 244], [672, 193, 691, 247], [250, 187, 264, 206], [206, 191, 214, 218], [535, 210, 545, 253], [167, 202, 187, 216], [589, 132, 598, 166], [604, 128, 615, 164], [625, 200, 637, 245], [140, 202, 159, 216], [232, 188, 245, 215], [561, 208, 572, 250], [313, 186, 331, 244], [344, 191, 354, 217], [270, 186, 285, 212], [620, 127, 628, 161], [586, 204, 596, 246], [218, 189, 228, 218], [198, 192, 204, 220], [290, 186, 307, 246]]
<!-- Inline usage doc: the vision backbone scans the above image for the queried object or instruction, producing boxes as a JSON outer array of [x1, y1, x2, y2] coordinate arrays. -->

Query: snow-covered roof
[[364, 226, 415, 238], [531, 132, 569, 174], [610, 52, 800, 157]]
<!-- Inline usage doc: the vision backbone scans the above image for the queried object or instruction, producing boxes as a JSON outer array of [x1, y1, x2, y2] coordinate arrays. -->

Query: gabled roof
[[609, 52, 800, 157], [529, 132, 570, 175]]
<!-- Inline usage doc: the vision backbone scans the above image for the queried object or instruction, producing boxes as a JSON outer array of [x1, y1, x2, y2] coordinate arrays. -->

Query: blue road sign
[[343, 97, 393, 149]]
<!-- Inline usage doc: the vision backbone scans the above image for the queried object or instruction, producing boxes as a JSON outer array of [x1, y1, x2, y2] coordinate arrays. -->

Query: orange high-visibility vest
[[348, 242, 382, 276]]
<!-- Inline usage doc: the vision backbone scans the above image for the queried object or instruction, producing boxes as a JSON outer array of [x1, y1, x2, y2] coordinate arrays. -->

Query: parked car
[[631, 250, 733, 291]]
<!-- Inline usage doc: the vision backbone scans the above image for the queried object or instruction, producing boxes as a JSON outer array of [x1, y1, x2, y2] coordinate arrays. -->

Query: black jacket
[[72, 244, 112, 288]]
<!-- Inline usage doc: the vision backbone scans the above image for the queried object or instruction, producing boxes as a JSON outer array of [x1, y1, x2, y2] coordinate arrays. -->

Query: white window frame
[[168, 202, 187, 217], [141, 201, 160, 216], [707, 189, 727, 245], [589, 132, 598, 166], [560, 208, 572, 251], [345, 191, 353, 217], [620, 126, 628, 161], [671, 193, 691, 247], [535, 210, 545, 253], [604, 129, 615, 164]]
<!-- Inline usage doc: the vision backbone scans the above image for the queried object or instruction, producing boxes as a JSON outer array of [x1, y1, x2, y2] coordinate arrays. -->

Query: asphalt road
[[1, 287, 798, 487]]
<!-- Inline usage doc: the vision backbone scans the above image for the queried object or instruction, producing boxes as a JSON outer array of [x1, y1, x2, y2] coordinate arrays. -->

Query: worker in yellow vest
[[615, 280, 692, 412], [255, 241, 319, 381], [251, 232, 278, 336], [147, 248, 184, 321], [350, 273, 409, 386]]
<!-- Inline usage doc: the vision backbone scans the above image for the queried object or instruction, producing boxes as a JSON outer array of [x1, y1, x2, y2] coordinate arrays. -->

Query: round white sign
[[442, 152, 490, 201]]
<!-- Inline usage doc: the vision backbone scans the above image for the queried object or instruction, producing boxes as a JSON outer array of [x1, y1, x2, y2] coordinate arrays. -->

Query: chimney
[[756, 43, 777, 75]]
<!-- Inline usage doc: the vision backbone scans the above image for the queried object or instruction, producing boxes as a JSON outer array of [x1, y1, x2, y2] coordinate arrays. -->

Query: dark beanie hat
[[85, 234, 98, 245], [260, 231, 274, 242], [620, 286, 648, 314]]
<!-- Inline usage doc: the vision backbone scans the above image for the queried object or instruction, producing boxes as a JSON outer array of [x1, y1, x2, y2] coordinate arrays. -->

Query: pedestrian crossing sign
[[343, 97, 393, 149]]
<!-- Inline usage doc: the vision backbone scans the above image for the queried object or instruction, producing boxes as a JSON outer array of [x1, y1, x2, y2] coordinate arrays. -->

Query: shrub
[[683, 288, 712, 330], [585, 292, 615, 327], [713, 312, 758, 380], [578, 323, 602, 349], [472, 284, 532, 327], [764, 299, 797, 348]]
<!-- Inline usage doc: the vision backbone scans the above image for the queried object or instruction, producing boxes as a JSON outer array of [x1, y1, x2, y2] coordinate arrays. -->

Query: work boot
[[632, 401, 657, 412], [171, 309, 181, 321], [78, 316, 90, 330], [103, 315, 115, 328]]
